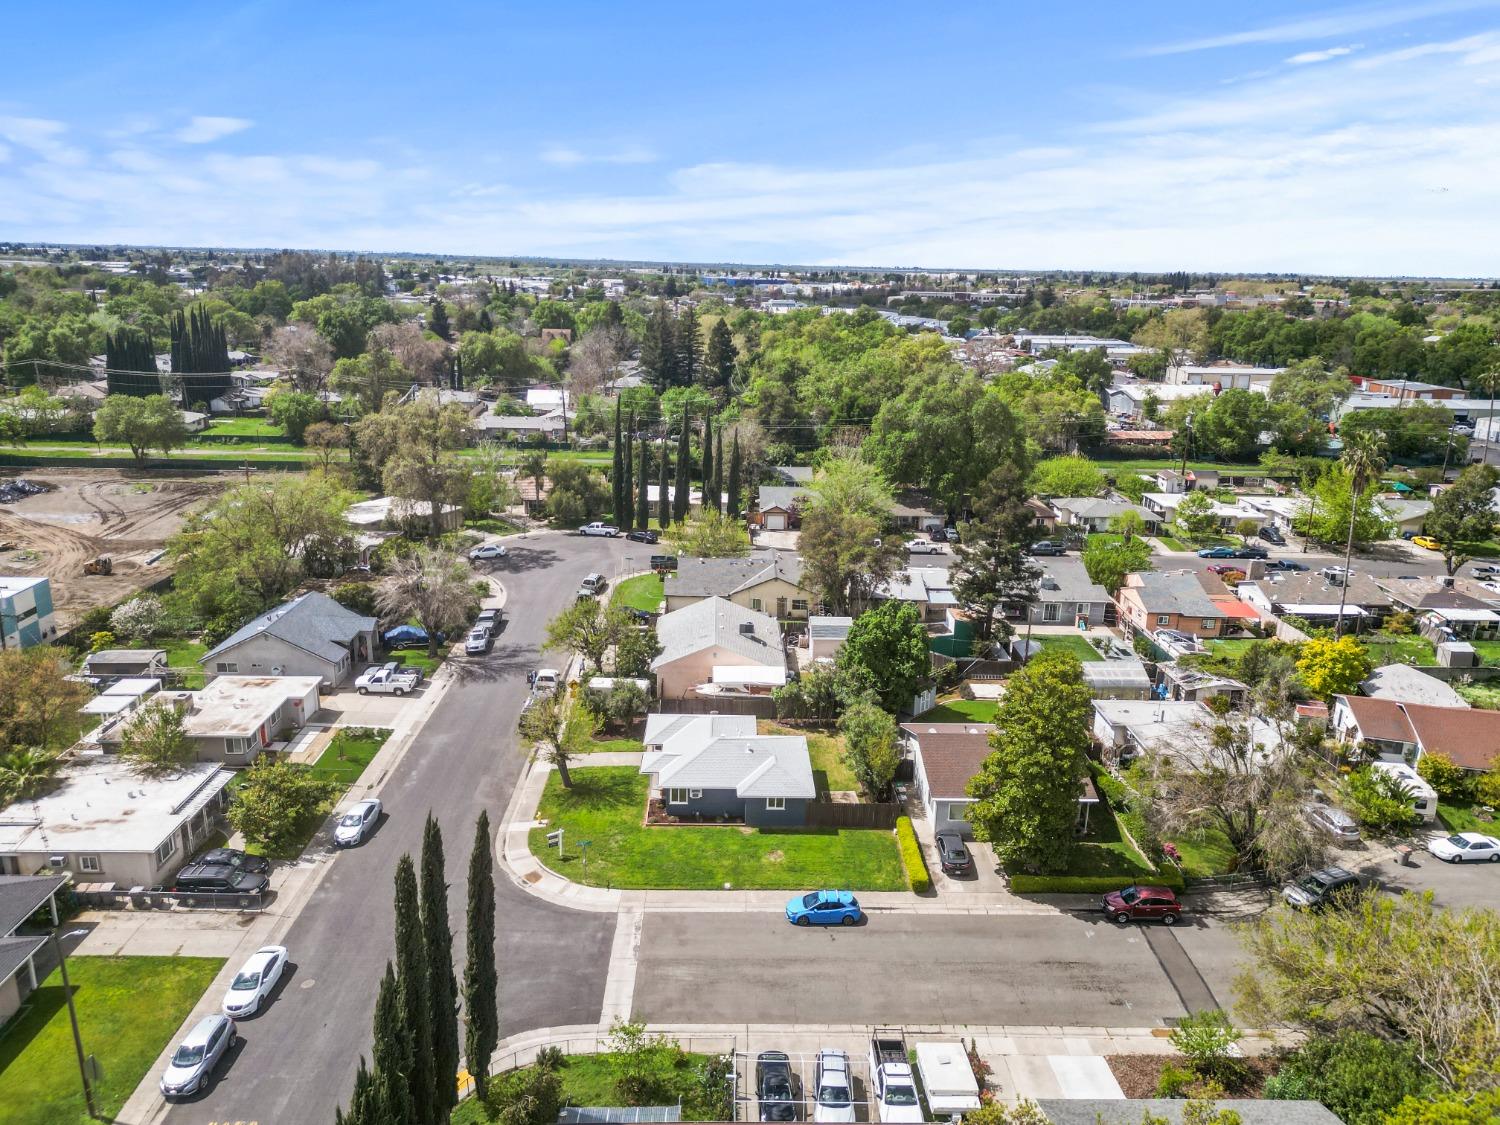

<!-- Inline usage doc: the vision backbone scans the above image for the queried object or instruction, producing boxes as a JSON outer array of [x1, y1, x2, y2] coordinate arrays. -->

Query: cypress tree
[[170, 303, 232, 407], [463, 812, 498, 1102], [395, 855, 435, 1125], [621, 422, 634, 533], [639, 302, 676, 392], [421, 815, 459, 1122], [657, 441, 671, 529], [370, 963, 412, 1124], [703, 318, 737, 391], [700, 417, 713, 510], [611, 402, 624, 524], [675, 307, 700, 387], [712, 428, 725, 516], [635, 428, 651, 530], [105, 327, 159, 397], [672, 414, 691, 523], [727, 432, 743, 518], [429, 299, 451, 340]]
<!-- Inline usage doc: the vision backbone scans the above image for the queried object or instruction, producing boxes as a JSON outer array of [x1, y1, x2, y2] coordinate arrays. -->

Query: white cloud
[[539, 144, 585, 167], [1144, 0, 1494, 55], [1287, 44, 1360, 64], [174, 116, 253, 144], [540, 142, 656, 166], [0, 116, 85, 166]]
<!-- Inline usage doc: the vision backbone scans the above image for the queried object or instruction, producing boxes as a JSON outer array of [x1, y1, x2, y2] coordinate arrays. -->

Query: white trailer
[[913, 1042, 981, 1116]]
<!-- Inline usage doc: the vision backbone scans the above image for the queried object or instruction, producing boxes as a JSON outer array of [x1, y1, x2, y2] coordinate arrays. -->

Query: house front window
[[1076, 604, 1089, 618], [154, 837, 177, 867], [667, 788, 688, 805], [1156, 615, 1171, 626], [226, 737, 250, 756], [766, 797, 786, 811], [215, 662, 238, 673], [791, 600, 808, 613], [750, 598, 763, 612], [1201, 619, 1217, 632], [78, 855, 101, 873], [1043, 603, 1060, 622]]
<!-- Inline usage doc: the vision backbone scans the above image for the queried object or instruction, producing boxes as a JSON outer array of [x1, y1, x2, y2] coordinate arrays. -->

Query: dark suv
[[756, 1051, 796, 1121], [1027, 540, 1068, 556], [172, 864, 270, 895], [1282, 866, 1362, 909], [197, 847, 270, 875], [935, 831, 974, 876], [1258, 525, 1285, 546], [1102, 884, 1183, 925]]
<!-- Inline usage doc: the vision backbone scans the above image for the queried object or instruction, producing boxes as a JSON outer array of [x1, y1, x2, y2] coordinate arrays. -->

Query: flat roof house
[[663, 552, 812, 620], [201, 591, 378, 686], [650, 597, 786, 700], [0, 874, 67, 1025], [639, 714, 814, 826], [0, 758, 234, 888], [80, 648, 168, 680], [0, 576, 57, 649], [1116, 571, 1227, 640]]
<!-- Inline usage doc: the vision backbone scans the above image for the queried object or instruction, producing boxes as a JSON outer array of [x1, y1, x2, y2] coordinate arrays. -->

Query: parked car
[[756, 1051, 797, 1122], [222, 945, 288, 1017], [1264, 559, 1308, 571], [1206, 564, 1243, 577], [1231, 545, 1269, 559], [523, 668, 561, 709], [934, 831, 974, 876], [626, 528, 659, 543], [905, 538, 944, 555], [1471, 565, 1500, 579], [1027, 540, 1068, 556], [334, 798, 382, 847], [1306, 804, 1361, 842], [1412, 535, 1443, 551], [786, 889, 862, 926], [464, 626, 493, 655], [468, 543, 508, 561], [813, 1049, 856, 1123], [356, 662, 422, 695], [1258, 525, 1286, 545], [930, 526, 961, 543], [475, 608, 502, 631], [160, 1014, 237, 1099], [172, 864, 269, 896], [1102, 884, 1183, 925], [578, 522, 619, 537], [198, 847, 270, 875], [1282, 866, 1362, 908], [382, 624, 441, 650], [576, 572, 607, 599], [1426, 832, 1500, 863], [1197, 546, 1237, 558]]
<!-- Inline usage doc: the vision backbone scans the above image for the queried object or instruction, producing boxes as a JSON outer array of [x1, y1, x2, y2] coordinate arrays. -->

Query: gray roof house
[[650, 597, 786, 699], [0, 874, 66, 1025], [200, 591, 378, 686], [663, 552, 810, 618], [639, 714, 815, 826], [1010, 557, 1111, 626], [1049, 497, 1160, 532], [752, 484, 810, 530]]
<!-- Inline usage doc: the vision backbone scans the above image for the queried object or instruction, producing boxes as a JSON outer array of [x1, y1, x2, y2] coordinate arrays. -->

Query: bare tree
[[568, 324, 630, 398], [268, 325, 334, 394], [370, 322, 448, 385], [517, 690, 576, 788], [376, 547, 475, 657]]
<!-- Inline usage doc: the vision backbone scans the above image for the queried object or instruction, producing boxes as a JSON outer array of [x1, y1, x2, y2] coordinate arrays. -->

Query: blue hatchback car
[[786, 889, 862, 926]]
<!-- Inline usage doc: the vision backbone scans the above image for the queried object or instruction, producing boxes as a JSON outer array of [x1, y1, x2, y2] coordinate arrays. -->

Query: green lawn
[[915, 698, 998, 724], [160, 637, 208, 689], [1086, 533, 1125, 547], [1362, 634, 1435, 667], [611, 573, 664, 614], [1455, 540, 1500, 559], [200, 418, 285, 438], [762, 722, 859, 792], [1207, 638, 1257, 661], [1059, 804, 1156, 880], [306, 728, 390, 786], [529, 767, 905, 890], [1165, 826, 1238, 879], [0, 955, 224, 1125], [565, 707, 644, 754], [390, 650, 444, 676], [1455, 681, 1500, 709], [1467, 640, 1500, 667], [1437, 801, 1495, 834], [1155, 535, 1192, 552], [465, 516, 521, 536], [453, 1052, 720, 1124], [1035, 635, 1103, 662]]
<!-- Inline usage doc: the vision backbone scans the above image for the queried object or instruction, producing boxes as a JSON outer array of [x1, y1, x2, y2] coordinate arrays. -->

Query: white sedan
[[1426, 832, 1500, 863], [905, 538, 944, 555], [335, 798, 382, 847], [222, 945, 288, 1017], [469, 543, 508, 561]]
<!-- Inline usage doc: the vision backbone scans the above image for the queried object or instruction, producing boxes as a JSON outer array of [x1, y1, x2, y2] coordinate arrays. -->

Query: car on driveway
[[1196, 546, 1237, 558], [356, 662, 422, 695], [1306, 804, 1360, 842], [626, 528, 659, 543], [786, 889, 862, 926], [334, 798, 382, 847], [813, 1049, 856, 1123], [1027, 540, 1068, 556], [464, 626, 493, 655], [1471, 565, 1500, 579], [905, 538, 944, 554], [756, 1051, 797, 1121], [935, 831, 974, 876], [1102, 885, 1183, 925], [1412, 535, 1443, 551], [468, 543, 508, 561], [198, 846, 270, 875], [579, 522, 619, 537], [1426, 832, 1500, 863], [223, 945, 288, 1017], [1258, 525, 1286, 545], [160, 1014, 236, 1099], [1282, 866, 1362, 908], [382, 625, 441, 650]]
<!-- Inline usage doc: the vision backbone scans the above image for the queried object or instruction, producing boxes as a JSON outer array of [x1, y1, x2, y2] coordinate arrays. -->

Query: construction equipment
[[83, 556, 113, 576]]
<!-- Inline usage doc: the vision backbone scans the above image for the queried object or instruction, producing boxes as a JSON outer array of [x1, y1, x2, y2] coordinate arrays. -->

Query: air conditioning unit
[[48, 855, 66, 869]]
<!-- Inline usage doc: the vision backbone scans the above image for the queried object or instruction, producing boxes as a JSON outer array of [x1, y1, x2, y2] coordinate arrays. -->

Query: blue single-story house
[[640, 714, 815, 826]]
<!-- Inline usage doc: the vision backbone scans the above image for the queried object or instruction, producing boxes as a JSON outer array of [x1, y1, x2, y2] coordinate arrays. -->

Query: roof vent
[[738, 622, 755, 635]]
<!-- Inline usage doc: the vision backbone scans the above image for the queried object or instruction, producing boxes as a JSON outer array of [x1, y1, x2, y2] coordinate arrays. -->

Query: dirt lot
[[0, 469, 221, 629]]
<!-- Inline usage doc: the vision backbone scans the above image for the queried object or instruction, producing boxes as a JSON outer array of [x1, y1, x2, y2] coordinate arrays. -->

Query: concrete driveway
[[1333, 837, 1500, 910], [319, 681, 427, 726]]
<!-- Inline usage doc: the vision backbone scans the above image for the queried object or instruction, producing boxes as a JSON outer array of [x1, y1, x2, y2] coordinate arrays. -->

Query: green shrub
[[682, 1054, 734, 1122], [1170, 1009, 1244, 1086], [1155, 1063, 1195, 1098], [1345, 766, 1422, 832], [1478, 766, 1500, 808], [482, 1063, 563, 1125], [1416, 752, 1475, 802], [1264, 1030, 1433, 1125], [895, 816, 931, 894], [332, 581, 377, 617], [1009, 871, 1184, 894]]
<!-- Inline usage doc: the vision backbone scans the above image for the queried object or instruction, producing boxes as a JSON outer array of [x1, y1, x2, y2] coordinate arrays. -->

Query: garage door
[[765, 512, 787, 531]]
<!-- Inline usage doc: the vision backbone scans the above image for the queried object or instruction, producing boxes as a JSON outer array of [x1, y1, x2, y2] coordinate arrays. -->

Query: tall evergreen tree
[[621, 423, 634, 532], [727, 432, 743, 518], [657, 441, 671, 529], [712, 428, 725, 515], [105, 327, 161, 398], [395, 854, 435, 1125], [370, 963, 413, 1125], [169, 304, 232, 407], [463, 812, 498, 1101], [639, 302, 677, 392], [611, 402, 624, 523], [673, 414, 691, 523], [429, 299, 451, 340], [700, 417, 713, 510], [675, 307, 700, 387], [421, 815, 459, 1122], [635, 429, 651, 530], [703, 318, 737, 392]]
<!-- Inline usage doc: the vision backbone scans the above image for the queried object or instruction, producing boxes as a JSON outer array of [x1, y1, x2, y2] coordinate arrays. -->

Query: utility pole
[[51, 929, 97, 1119]]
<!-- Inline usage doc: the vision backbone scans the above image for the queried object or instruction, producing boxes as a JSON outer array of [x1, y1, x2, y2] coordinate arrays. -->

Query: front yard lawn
[[306, 727, 390, 786], [762, 722, 858, 793], [200, 417, 284, 437], [390, 650, 444, 676], [1438, 800, 1495, 834], [916, 698, 999, 724], [1034, 635, 1103, 662], [611, 573, 664, 614], [1064, 805, 1157, 880], [1165, 825, 1238, 879], [565, 708, 644, 754], [529, 767, 905, 890], [0, 955, 224, 1125], [453, 1050, 724, 1124]]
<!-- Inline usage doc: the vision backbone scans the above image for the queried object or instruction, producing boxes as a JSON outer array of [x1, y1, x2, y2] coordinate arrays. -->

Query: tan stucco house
[[663, 552, 812, 620], [650, 597, 786, 699]]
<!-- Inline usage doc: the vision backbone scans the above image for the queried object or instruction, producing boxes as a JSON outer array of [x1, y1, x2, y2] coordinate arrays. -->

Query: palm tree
[[519, 450, 548, 512], [1333, 431, 1386, 638], [376, 547, 475, 657], [0, 748, 61, 803]]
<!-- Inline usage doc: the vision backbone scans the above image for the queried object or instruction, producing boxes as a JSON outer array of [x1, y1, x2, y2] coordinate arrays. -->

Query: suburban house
[[346, 495, 464, 537], [1025, 497, 1059, 532], [1142, 492, 1267, 532], [1236, 570, 1393, 630], [1164, 363, 1283, 389], [1116, 571, 1227, 640], [1155, 662, 1249, 706], [638, 714, 815, 825], [1377, 576, 1500, 640], [513, 474, 552, 517], [80, 648, 168, 680], [751, 485, 808, 530], [474, 412, 566, 441], [79, 677, 161, 724], [0, 757, 234, 888], [903, 721, 1099, 839], [889, 492, 945, 532], [200, 591, 378, 686], [663, 552, 812, 619], [1379, 497, 1433, 536], [1092, 699, 1284, 767], [1011, 557, 1111, 627], [650, 597, 786, 699], [1048, 497, 1159, 534], [876, 566, 957, 623], [0, 874, 67, 1025], [0, 576, 57, 650], [93, 676, 323, 766], [807, 615, 853, 660], [1331, 695, 1500, 774], [1152, 469, 1220, 494], [1105, 381, 1218, 419], [1360, 664, 1469, 709]]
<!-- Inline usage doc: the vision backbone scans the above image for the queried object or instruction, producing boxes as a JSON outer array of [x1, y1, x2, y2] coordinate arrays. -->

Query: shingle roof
[[755, 485, 808, 512], [1360, 664, 1468, 708], [1036, 558, 1109, 604], [0, 874, 67, 936], [901, 723, 995, 799], [654, 735, 816, 798], [808, 615, 853, 641], [0, 934, 46, 987], [643, 713, 757, 750], [664, 552, 805, 599], [202, 591, 377, 666], [1126, 570, 1220, 617], [1338, 695, 1500, 770], [651, 597, 784, 669]]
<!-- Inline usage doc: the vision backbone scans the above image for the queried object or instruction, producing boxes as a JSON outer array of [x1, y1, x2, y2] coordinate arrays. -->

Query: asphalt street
[[161, 531, 655, 1125]]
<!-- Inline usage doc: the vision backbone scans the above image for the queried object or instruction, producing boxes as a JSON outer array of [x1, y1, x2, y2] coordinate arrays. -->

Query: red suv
[[1102, 885, 1183, 926]]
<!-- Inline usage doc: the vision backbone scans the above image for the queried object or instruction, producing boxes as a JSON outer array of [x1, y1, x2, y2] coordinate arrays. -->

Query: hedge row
[[895, 816, 932, 894], [1010, 869, 1185, 895]]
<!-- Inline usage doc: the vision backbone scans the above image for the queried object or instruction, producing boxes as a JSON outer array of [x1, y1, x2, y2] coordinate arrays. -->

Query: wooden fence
[[805, 801, 900, 829], [656, 696, 778, 718]]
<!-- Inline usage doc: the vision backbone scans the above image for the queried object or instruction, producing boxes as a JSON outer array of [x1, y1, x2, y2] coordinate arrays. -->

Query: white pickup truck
[[868, 1028, 923, 1123], [355, 662, 422, 696]]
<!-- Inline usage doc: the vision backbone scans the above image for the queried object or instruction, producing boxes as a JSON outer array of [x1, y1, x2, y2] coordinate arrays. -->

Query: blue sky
[[3, 1, 1500, 274]]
